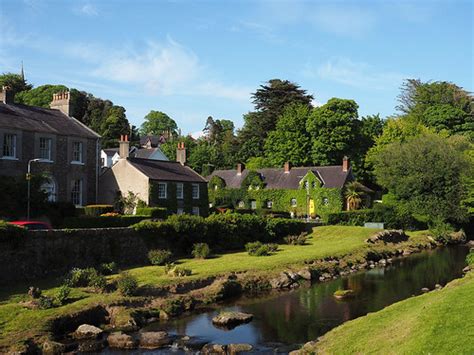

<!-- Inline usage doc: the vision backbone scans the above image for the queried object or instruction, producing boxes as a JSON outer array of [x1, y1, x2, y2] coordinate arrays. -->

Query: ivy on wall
[[208, 170, 343, 220]]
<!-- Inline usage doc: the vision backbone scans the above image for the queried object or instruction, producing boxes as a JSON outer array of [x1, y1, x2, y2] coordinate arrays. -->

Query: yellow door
[[309, 198, 315, 216]]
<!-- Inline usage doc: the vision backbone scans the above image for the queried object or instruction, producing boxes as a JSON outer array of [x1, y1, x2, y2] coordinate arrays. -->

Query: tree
[[0, 72, 32, 95], [264, 103, 312, 167], [372, 134, 471, 223], [140, 111, 178, 137], [344, 182, 365, 211], [15, 84, 68, 108], [306, 98, 359, 165], [101, 106, 130, 147]]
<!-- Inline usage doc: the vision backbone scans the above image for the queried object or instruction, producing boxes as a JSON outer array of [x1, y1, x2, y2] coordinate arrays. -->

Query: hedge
[[0, 220, 27, 242], [135, 207, 168, 219], [133, 213, 306, 252], [61, 215, 149, 229], [84, 205, 114, 217]]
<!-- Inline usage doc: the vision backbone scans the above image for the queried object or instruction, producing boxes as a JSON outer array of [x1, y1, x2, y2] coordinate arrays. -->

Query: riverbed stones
[[270, 272, 294, 288], [227, 343, 253, 354], [201, 343, 227, 354], [366, 230, 408, 244], [139, 331, 171, 349], [421, 287, 430, 293], [107, 331, 137, 349], [435, 284, 443, 290], [73, 324, 103, 339], [212, 311, 253, 328], [297, 268, 312, 280], [77, 339, 106, 352], [463, 266, 471, 273], [42, 340, 66, 355]]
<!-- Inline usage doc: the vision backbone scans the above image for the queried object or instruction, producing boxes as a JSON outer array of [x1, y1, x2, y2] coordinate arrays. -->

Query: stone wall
[[0, 227, 147, 285]]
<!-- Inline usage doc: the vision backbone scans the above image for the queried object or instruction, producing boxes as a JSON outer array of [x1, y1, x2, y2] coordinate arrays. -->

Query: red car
[[9, 221, 52, 230]]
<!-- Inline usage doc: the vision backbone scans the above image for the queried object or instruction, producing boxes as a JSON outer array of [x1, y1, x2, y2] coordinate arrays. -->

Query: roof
[[0, 103, 100, 139], [139, 135, 163, 147], [128, 158, 206, 183], [132, 147, 169, 161], [102, 148, 119, 157], [208, 165, 352, 189]]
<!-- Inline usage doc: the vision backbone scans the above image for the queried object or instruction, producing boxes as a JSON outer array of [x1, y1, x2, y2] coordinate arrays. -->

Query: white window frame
[[290, 198, 297, 207], [267, 200, 273, 209], [192, 206, 200, 216], [323, 197, 329, 205], [237, 200, 245, 208], [71, 179, 83, 206], [72, 141, 83, 163], [158, 182, 167, 199], [250, 200, 257, 210], [39, 137, 52, 161], [176, 183, 184, 199], [3, 133, 17, 158], [192, 183, 200, 199]]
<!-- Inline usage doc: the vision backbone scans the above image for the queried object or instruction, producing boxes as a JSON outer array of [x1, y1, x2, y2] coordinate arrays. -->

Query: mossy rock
[[333, 289, 355, 300]]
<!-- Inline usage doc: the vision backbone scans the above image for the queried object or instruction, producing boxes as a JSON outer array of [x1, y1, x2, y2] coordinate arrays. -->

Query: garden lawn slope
[[304, 271, 474, 355]]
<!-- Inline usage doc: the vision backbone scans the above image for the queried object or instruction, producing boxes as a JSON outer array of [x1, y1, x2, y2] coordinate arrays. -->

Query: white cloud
[[77, 3, 98, 17], [313, 57, 406, 90]]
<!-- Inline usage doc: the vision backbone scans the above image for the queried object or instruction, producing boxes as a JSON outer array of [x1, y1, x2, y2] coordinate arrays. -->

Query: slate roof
[[132, 147, 168, 160], [128, 158, 206, 183], [208, 165, 353, 189], [0, 103, 100, 138], [139, 135, 163, 147]]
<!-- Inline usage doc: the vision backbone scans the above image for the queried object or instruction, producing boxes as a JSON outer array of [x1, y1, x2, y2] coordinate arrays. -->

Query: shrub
[[429, 220, 455, 244], [266, 217, 306, 240], [136, 207, 168, 219], [66, 267, 106, 291], [99, 262, 118, 275], [55, 285, 71, 306], [245, 241, 263, 255], [284, 233, 308, 245], [88, 273, 108, 292], [28, 286, 42, 299], [167, 266, 192, 277], [148, 249, 173, 265], [117, 272, 138, 296], [84, 205, 114, 217], [245, 241, 277, 256], [61, 215, 147, 229], [191, 243, 211, 259], [467, 252, 474, 266], [0, 220, 27, 242], [38, 296, 54, 309]]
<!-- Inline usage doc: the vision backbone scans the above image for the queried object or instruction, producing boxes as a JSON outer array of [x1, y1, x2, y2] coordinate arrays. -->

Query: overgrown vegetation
[[148, 249, 173, 265], [191, 243, 211, 259]]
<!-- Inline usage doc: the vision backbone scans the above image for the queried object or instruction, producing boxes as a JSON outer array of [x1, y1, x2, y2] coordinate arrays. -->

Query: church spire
[[20, 61, 25, 81]]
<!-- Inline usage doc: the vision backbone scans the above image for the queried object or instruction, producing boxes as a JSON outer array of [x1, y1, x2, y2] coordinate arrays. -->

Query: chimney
[[119, 135, 130, 159], [342, 156, 350, 172], [237, 163, 244, 175], [50, 91, 71, 116], [0, 86, 14, 104], [176, 142, 186, 165], [284, 161, 291, 173]]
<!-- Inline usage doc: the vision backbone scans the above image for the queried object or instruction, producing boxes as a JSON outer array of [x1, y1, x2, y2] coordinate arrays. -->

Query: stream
[[106, 245, 469, 354]]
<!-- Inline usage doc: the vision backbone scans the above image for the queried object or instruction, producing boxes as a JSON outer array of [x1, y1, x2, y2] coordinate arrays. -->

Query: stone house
[[0, 87, 100, 206], [99, 137, 208, 216], [207, 157, 372, 219]]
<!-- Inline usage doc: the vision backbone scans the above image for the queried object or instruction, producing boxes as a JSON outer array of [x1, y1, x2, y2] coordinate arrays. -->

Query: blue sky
[[1, 0, 472, 136]]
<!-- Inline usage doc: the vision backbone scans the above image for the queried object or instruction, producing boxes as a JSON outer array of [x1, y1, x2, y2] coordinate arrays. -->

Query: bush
[[84, 205, 114, 217], [38, 296, 54, 309], [245, 241, 277, 256], [116, 272, 138, 296], [167, 266, 192, 277], [136, 207, 168, 219], [66, 267, 106, 291], [55, 285, 71, 306], [28, 286, 42, 299], [0, 220, 27, 242], [99, 262, 118, 275], [429, 220, 455, 244], [61, 215, 148, 229], [191, 243, 211, 259], [467, 252, 474, 266], [284, 233, 308, 245], [266, 218, 306, 240], [148, 249, 173, 265]]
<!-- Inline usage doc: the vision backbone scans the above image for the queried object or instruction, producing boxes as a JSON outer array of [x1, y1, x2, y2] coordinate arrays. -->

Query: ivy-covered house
[[207, 158, 371, 220], [99, 137, 208, 216]]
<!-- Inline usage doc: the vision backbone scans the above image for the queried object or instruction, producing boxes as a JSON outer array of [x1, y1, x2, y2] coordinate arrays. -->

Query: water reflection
[[150, 246, 469, 351]]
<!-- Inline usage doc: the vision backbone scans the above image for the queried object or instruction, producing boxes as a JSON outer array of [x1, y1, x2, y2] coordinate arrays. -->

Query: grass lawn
[[0, 226, 429, 351], [309, 271, 474, 355]]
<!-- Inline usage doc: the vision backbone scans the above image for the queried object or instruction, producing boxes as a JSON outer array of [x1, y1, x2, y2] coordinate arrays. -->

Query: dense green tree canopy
[[264, 103, 312, 167], [0, 72, 32, 95], [140, 110, 178, 137], [307, 98, 359, 165], [372, 134, 471, 223], [100, 106, 130, 146]]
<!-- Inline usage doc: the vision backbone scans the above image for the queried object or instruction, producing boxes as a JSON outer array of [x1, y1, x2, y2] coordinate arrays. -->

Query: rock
[[421, 287, 430, 293], [139, 331, 171, 349], [297, 268, 312, 280], [77, 339, 106, 352], [403, 250, 412, 256], [73, 324, 103, 339], [466, 240, 474, 247], [435, 284, 442, 290], [333, 289, 355, 299], [270, 272, 294, 288], [42, 340, 66, 355], [463, 266, 471, 273], [366, 230, 408, 244], [177, 336, 208, 351], [227, 343, 253, 354], [212, 311, 253, 329], [387, 258, 393, 263], [379, 259, 387, 265], [107, 331, 137, 349], [201, 343, 227, 354], [449, 230, 467, 244], [369, 264, 375, 269]]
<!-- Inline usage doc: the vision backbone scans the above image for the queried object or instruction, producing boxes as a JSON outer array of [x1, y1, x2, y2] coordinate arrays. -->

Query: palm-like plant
[[345, 182, 364, 211]]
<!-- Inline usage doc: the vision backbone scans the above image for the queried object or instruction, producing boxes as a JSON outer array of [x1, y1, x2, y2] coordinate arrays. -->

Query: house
[[99, 137, 208, 216], [207, 157, 372, 219], [101, 148, 120, 168], [0, 87, 100, 206]]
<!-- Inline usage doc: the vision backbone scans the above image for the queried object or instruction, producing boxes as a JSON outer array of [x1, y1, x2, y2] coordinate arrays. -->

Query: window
[[192, 207, 200, 216], [312, 181, 317, 188], [158, 182, 167, 199], [3, 134, 16, 158], [323, 197, 329, 205], [176, 183, 184, 199], [41, 178, 57, 202], [290, 198, 297, 207], [72, 142, 83, 163], [177, 208, 184, 215], [250, 200, 257, 210], [192, 183, 200, 199], [266, 200, 273, 209], [303, 181, 309, 189], [39, 137, 52, 160], [71, 179, 83, 206], [238, 200, 245, 208]]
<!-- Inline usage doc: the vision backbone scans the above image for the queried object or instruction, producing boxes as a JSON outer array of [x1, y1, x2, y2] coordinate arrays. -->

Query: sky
[[1, 0, 472, 136]]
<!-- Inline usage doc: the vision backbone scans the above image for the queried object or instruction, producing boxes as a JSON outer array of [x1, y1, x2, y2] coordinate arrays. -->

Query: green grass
[[0, 226, 429, 351], [309, 272, 474, 355]]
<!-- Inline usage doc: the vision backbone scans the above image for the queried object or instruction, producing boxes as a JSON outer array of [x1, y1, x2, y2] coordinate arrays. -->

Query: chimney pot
[[176, 142, 187, 165], [119, 135, 130, 159], [50, 90, 71, 116], [342, 156, 350, 172], [237, 163, 244, 175], [284, 161, 291, 173]]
